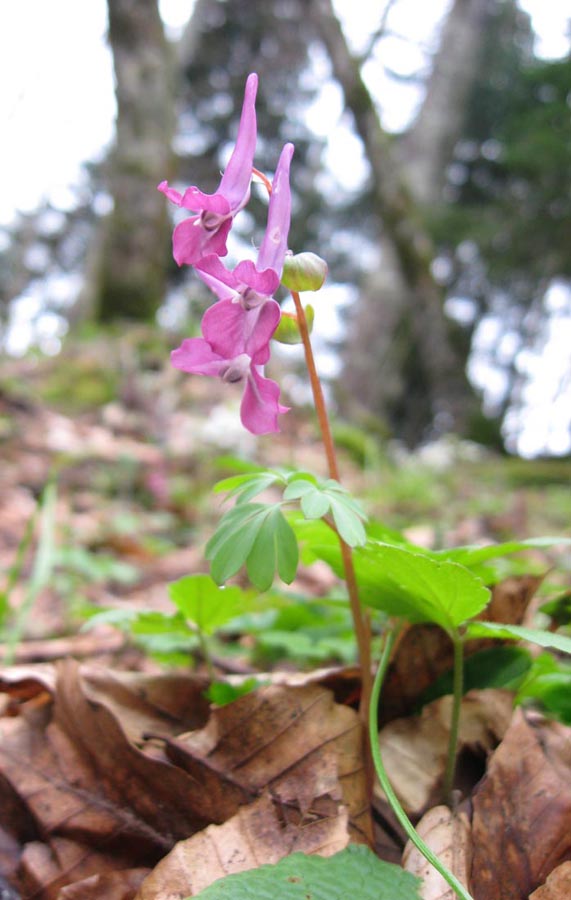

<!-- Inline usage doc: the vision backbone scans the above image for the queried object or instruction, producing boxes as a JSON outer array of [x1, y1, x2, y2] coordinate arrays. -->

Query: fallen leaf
[[57, 867, 150, 899], [470, 710, 571, 899], [0, 662, 248, 897], [135, 791, 350, 899], [377, 689, 513, 816], [402, 805, 471, 899], [163, 682, 371, 844], [529, 861, 571, 899]]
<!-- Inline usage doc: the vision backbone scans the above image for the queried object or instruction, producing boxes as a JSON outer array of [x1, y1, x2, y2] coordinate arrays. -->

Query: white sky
[[1, 0, 570, 454]]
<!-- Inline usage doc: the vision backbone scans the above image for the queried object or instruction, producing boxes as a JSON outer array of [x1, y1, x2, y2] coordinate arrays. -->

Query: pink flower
[[158, 73, 258, 266], [195, 143, 295, 310], [171, 298, 288, 434]]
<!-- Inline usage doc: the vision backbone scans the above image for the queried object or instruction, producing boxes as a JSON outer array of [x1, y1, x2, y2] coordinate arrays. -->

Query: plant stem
[[253, 166, 372, 719], [289, 287, 372, 718], [370, 627, 475, 900], [443, 630, 464, 803]]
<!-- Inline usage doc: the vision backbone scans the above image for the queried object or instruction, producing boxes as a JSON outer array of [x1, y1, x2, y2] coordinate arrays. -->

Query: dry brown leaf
[[57, 867, 150, 899], [381, 575, 541, 724], [135, 791, 350, 899], [402, 805, 472, 899], [0, 662, 251, 897], [470, 710, 571, 899], [377, 689, 513, 816], [163, 682, 371, 844], [529, 862, 571, 899]]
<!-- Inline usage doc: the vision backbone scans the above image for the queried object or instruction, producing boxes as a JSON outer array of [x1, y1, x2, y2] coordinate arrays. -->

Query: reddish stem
[[253, 165, 372, 719]]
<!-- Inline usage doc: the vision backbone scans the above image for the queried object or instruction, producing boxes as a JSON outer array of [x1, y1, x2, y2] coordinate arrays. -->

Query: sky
[[1, 0, 570, 455]]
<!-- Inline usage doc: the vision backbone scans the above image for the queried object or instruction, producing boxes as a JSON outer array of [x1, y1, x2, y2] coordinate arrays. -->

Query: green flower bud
[[281, 252, 328, 293], [273, 304, 315, 344]]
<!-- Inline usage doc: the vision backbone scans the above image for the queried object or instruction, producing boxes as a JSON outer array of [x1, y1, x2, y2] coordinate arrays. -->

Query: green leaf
[[168, 575, 247, 635], [300, 489, 331, 519], [205, 677, 263, 706], [274, 511, 299, 583], [214, 471, 286, 505], [284, 477, 367, 547], [515, 653, 571, 724], [435, 536, 571, 567], [246, 508, 299, 590], [190, 845, 421, 900], [329, 496, 367, 546], [206, 504, 270, 584], [465, 621, 571, 655], [417, 645, 532, 708], [350, 543, 491, 629]]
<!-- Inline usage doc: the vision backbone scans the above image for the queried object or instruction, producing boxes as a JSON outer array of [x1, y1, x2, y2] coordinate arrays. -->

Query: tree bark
[[313, 0, 487, 442], [96, 0, 175, 322]]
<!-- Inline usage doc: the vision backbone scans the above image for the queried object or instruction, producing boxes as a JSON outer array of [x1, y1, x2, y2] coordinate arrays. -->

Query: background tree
[[94, 0, 175, 322]]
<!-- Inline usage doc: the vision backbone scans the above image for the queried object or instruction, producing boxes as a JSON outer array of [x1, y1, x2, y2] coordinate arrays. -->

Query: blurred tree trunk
[[313, 0, 489, 443], [95, 0, 174, 322]]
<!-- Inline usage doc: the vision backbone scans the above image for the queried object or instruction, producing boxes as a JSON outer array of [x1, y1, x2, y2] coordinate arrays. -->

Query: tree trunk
[[313, 0, 487, 443], [96, 0, 175, 322]]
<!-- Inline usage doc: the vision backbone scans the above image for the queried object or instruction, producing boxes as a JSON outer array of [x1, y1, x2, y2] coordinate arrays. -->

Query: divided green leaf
[[190, 845, 421, 900], [206, 502, 298, 591]]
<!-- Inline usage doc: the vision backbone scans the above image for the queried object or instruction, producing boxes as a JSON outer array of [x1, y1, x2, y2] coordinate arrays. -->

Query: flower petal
[[195, 254, 239, 301], [202, 298, 281, 363], [179, 188, 230, 215], [218, 73, 258, 211], [172, 217, 232, 266], [233, 259, 280, 296], [241, 366, 288, 434], [158, 181, 183, 204], [171, 338, 226, 376], [257, 142, 294, 274]]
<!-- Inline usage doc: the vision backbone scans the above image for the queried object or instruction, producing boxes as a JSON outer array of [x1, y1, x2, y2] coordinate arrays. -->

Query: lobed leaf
[[168, 575, 248, 635]]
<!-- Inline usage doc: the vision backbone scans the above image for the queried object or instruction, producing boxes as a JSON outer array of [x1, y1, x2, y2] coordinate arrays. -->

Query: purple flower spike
[[158, 73, 259, 266], [194, 142, 294, 311], [171, 299, 288, 435]]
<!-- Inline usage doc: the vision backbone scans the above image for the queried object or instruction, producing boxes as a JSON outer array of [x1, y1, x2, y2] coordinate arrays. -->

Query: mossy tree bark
[[96, 0, 175, 322]]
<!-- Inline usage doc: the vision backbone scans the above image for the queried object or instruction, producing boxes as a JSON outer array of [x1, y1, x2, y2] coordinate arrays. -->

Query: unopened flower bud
[[272, 305, 315, 344], [281, 252, 328, 293]]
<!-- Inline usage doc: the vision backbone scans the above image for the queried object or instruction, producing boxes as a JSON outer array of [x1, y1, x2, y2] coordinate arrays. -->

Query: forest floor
[[1, 329, 571, 899]]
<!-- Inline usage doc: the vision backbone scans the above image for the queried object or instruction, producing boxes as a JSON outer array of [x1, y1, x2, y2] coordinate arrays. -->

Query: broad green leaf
[[350, 543, 491, 629], [284, 478, 367, 547], [417, 645, 532, 708], [515, 653, 571, 724], [435, 536, 571, 566], [465, 621, 571, 655], [168, 574, 247, 635], [190, 845, 421, 900]]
